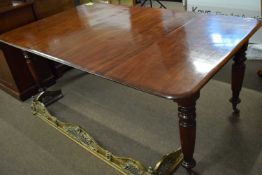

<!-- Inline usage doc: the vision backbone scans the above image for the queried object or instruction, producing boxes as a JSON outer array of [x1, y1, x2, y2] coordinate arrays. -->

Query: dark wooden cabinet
[[31, 0, 75, 19], [0, 1, 55, 100], [0, 43, 56, 100], [0, 2, 35, 33], [0, 50, 15, 91], [0, 0, 77, 100], [0, 0, 12, 8]]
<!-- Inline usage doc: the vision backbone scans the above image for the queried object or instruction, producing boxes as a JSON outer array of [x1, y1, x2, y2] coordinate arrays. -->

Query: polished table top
[[0, 3, 260, 99]]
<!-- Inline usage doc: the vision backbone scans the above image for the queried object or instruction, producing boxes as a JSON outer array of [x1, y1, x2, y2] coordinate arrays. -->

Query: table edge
[[0, 18, 260, 101]]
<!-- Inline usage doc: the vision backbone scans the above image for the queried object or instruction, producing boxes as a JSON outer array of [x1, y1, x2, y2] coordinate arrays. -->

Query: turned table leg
[[230, 42, 248, 113], [175, 92, 200, 170], [23, 51, 63, 106], [23, 51, 44, 92]]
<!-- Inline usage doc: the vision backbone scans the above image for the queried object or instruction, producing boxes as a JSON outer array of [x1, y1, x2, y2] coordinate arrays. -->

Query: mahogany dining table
[[0, 3, 260, 171]]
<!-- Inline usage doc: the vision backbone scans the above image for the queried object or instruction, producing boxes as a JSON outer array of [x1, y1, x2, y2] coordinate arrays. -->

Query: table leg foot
[[229, 97, 241, 114], [181, 159, 196, 169], [37, 90, 63, 106]]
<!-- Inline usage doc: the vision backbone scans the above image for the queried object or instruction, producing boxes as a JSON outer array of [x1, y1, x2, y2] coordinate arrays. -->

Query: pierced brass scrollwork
[[32, 92, 183, 175]]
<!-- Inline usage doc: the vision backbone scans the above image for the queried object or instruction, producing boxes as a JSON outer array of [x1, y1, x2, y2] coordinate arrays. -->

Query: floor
[[0, 59, 262, 175]]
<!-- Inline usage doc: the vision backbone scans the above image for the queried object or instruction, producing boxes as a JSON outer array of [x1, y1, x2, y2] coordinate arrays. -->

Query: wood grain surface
[[0, 3, 260, 99]]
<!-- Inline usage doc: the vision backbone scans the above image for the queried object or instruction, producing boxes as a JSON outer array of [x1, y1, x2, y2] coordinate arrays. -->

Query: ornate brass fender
[[31, 92, 183, 175]]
